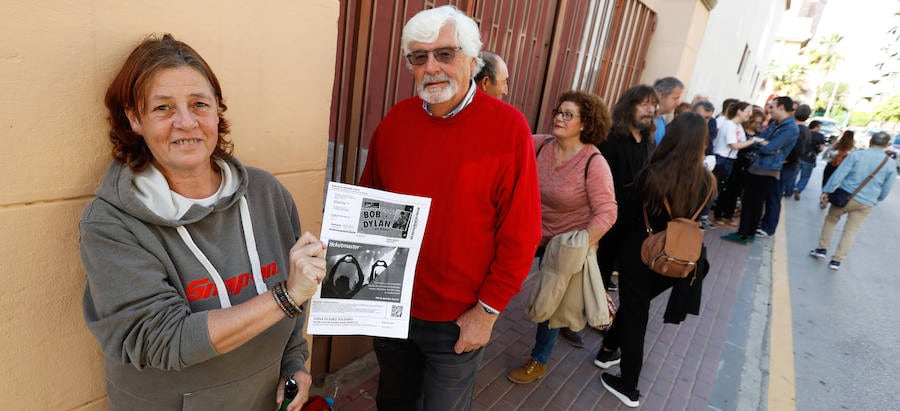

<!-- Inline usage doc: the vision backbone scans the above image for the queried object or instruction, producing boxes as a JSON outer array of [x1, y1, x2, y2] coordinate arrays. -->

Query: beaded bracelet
[[272, 282, 303, 318], [272, 285, 294, 318], [280, 283, 303, 318]]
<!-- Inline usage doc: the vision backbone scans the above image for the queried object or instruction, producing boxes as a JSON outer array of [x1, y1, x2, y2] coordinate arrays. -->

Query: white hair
[[401, 5, 484, 74]]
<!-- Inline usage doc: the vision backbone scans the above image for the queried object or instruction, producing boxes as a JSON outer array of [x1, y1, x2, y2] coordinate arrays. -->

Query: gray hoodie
[[80, 157, 308, 410]]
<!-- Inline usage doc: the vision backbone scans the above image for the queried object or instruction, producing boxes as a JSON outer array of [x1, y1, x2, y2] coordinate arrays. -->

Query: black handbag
[[827, 155, 890, 208], [827, 188, 851, 207]]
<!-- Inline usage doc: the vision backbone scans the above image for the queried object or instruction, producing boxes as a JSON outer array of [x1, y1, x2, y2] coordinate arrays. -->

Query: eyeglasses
[[552, 109, 580, 121], [638, 102, 658, 111], [406, 47, 463, 66]]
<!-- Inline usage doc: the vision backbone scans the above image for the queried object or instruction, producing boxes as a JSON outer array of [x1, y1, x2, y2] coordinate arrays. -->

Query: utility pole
[[824, 80, 838, 118]]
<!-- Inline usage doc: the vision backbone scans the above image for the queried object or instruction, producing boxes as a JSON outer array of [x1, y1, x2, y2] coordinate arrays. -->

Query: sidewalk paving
[[320, 228, 757, 410]]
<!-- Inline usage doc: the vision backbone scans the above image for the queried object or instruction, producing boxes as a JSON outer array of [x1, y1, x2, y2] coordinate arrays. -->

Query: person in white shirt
[[710, 101, 762, 203]]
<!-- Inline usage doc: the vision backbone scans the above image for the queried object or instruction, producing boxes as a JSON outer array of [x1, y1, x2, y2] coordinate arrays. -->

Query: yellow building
[[0, 1, 337, 409]]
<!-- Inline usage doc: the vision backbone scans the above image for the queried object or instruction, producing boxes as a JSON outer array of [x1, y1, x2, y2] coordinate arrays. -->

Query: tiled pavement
[[323, 229, 754, 410]]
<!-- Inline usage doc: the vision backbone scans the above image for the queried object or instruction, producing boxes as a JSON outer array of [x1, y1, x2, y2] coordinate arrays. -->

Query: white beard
[[417, 74, 458, 104]]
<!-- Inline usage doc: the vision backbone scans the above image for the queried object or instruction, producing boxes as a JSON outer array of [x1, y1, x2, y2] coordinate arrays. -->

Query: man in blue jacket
[[722, 96, 799, 243], [810, 131, 896, 270]]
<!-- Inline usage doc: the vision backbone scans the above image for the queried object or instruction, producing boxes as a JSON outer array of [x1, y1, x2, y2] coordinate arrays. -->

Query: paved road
[[781, 163, 900, 410]]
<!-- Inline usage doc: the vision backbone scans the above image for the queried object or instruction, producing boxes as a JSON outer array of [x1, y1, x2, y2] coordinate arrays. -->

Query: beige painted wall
[[0, 1, 337, 409], [640, 0, 712, 88]]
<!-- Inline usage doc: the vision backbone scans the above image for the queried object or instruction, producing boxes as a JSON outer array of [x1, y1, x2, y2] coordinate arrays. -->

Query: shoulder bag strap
[[584, 152, 599, 181], [690, 187, 714, 221], [642, 204, 654, 234], [645, 179, 714, 231], [848, 155, 890, 199], [643, 196, 674, 235], [535, 136, 554, 158]]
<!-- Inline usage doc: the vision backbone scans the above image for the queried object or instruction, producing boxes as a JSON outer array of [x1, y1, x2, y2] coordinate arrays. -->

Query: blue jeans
[[760, 173, 788, 235], [531, 321, 560, 364], [779, 167, 799, 197], [795, 160, 815, 193]]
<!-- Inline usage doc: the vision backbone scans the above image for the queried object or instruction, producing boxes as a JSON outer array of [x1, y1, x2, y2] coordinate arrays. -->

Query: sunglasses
[[406, 47, 463, 66]]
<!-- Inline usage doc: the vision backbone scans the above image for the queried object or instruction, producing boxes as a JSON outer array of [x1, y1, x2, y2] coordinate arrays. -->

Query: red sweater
[[359, 89, 542, 321]]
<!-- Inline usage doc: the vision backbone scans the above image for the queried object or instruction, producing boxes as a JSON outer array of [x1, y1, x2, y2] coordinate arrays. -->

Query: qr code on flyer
[[390, 305, 403, 318]]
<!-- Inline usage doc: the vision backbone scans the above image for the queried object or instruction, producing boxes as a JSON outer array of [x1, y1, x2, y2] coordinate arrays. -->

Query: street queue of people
[[78, 5, 895, 411]]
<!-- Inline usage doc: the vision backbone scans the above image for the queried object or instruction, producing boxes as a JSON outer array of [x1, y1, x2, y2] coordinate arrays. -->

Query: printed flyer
[[308, 182, 431, 338]]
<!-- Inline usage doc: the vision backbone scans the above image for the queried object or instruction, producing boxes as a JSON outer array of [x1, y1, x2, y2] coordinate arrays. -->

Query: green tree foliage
[[873, 94, 900, 122], [849, 111, 872, 127], [808, 34, 844, 74], [808, 34, 845, 117], [814, 82, 848, 114], [767, 63, 806, 96]]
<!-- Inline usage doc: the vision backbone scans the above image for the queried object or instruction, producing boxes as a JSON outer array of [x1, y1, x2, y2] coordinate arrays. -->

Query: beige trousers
[[816, 198, 874, 261]]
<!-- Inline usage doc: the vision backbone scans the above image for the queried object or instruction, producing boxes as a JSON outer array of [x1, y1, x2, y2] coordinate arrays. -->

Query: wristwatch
[[479, 301, 500, 315]]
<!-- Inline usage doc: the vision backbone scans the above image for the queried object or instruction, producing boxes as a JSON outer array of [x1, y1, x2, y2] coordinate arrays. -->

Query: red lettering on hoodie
[[186, 278, 209, 301], [261, 262, 279, 279], [186, 261, 279, 302], [225, 272, 251, 295]]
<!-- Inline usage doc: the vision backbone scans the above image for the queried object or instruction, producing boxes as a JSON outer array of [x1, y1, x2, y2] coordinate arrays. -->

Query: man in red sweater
[[358, 5, 541, 410]]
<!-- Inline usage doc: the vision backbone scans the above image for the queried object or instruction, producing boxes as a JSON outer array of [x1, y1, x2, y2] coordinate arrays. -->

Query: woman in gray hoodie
[[80, 33, 325, 410]]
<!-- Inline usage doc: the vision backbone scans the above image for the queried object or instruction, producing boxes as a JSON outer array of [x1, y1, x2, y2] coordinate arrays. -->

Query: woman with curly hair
[[507, 90, 618, 384]]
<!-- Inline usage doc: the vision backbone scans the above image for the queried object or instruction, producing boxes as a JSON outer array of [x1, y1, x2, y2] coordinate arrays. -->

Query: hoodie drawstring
[[175, 196, 266, 308]]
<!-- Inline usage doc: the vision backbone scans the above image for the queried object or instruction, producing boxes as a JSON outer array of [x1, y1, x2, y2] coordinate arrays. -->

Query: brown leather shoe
[[507, 359, 547, 384]]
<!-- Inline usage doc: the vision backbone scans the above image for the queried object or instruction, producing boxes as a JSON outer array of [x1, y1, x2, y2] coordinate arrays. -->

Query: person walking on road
[[810, 131, 896, 270], [593, 113, 716, 408], [822, 130, 856, 189]]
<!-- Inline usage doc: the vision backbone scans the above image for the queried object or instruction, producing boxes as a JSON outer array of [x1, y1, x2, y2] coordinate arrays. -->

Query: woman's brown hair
[[742, 109, 766, 135], [725, 101, 750, 119], [834, 130, 855, 152], [555, 90, 612, 145], [105, 33, 232, 171], [640, 112, 716, 217]]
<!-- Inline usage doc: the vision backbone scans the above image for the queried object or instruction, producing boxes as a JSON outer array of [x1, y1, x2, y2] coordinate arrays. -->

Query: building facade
[[689, 0, 791, 107]]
